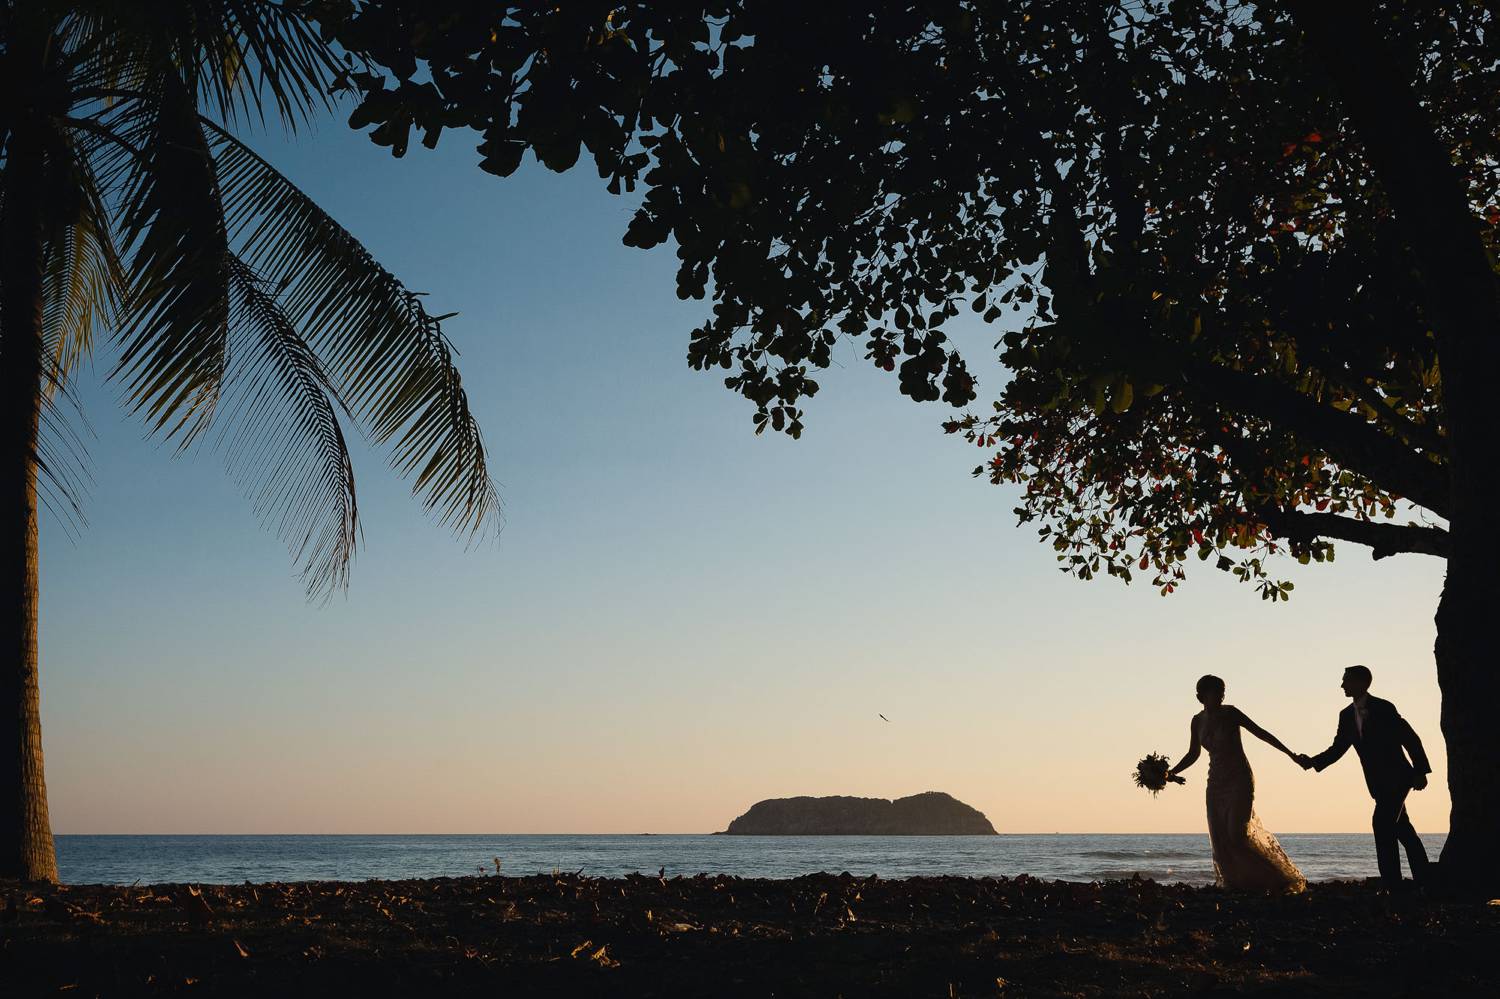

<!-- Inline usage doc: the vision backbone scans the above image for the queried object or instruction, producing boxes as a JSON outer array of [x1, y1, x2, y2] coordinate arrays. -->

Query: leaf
[[536, 136, 581, 172], [478, 136, 526, 177]]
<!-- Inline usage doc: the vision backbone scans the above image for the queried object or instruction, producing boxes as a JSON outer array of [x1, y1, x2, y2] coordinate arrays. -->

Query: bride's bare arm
[[1168, 717, 1201, 782], [1236, 708, 1298, 759]]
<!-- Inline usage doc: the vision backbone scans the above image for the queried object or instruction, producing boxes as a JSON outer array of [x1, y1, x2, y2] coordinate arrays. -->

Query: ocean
[[54, 833, 1440, 886]]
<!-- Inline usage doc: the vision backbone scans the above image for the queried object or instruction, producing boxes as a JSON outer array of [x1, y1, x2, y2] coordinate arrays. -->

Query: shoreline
[[53, 831, 1436, 887], [4, 873, 1494, 996]]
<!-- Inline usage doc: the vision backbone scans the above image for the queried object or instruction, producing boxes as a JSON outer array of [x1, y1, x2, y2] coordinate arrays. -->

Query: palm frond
[[10, 84, 125, 526], [41, 130, 124, 399], [80, 1, 342, 131], [206, 120, 500, 538], [218, 0, 343, 129], [112, 68, 233, 447], [10, 3, 496, 595], [34, 387, 95, 539], [222, 255, 358, 598]]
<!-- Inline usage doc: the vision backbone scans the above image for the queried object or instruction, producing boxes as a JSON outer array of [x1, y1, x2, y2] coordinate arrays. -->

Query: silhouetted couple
[[1166, 666, 1431, 893]]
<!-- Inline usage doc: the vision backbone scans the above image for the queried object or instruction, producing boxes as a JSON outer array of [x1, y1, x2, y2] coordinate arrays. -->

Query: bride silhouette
[[1167, 675, 1307, 892]]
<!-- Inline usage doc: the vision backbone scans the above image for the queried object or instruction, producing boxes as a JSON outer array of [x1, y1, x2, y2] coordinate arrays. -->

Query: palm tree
[[0, 1, 499, 880]]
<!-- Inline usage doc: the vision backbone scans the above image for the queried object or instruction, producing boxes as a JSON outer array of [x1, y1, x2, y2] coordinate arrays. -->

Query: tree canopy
[[322, 0, 1483, 601]]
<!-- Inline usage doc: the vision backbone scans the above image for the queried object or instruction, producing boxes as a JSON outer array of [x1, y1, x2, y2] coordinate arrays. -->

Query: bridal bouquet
[[1133, 753, 1174, 796]]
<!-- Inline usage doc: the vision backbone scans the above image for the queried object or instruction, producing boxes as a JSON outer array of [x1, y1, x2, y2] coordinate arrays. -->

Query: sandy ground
[[2, 873, 1497, 996]]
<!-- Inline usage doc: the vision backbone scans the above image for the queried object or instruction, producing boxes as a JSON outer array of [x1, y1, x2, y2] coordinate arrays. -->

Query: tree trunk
[[1429, 198, 1500, 895], [1433, 573, 1500, 894], [1292, 3, 1500, 897], [0, 123, 59, 882]]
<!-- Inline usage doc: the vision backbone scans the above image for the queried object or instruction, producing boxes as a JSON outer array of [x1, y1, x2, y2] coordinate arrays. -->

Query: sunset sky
[[40, 112, 1450, 837]]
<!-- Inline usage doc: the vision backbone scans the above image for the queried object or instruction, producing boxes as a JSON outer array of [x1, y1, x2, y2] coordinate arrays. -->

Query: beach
[[4, 873, 1495, 997]]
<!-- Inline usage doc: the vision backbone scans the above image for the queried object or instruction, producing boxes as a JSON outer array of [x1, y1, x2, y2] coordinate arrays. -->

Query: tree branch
[[1089, 22, 1146, 254], [1199, 422, 1446, 559], [1168, 349, 1450, 517], [1259, 508, 1449, 561]]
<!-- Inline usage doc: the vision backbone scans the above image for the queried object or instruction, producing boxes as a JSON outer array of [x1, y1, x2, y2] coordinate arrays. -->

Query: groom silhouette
[[1296, 665, 1431, 890]]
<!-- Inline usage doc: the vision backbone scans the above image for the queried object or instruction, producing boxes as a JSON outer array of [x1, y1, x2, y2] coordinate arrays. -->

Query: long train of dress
[[1200, 707, 1306, 893]]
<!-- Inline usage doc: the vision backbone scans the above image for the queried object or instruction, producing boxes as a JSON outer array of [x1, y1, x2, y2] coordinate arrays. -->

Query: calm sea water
[[55, 833, 1442, 887]]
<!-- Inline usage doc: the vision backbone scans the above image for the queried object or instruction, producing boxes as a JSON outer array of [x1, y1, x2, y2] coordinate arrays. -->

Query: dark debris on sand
[[2, 873, 1497, 996]]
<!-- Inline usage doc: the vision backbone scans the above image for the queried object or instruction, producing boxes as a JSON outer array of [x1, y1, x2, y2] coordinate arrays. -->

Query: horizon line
[[53, 830, 1446, 837]]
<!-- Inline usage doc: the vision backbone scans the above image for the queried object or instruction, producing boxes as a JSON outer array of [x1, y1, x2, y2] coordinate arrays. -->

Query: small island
[[721, 791, 997, 835]]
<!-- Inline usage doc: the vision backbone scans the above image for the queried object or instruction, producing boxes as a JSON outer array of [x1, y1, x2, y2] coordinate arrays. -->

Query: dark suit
[[1311, 696, 1431, 887]]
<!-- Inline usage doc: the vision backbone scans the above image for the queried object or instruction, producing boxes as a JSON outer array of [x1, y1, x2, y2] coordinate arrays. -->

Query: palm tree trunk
[[0, 124, 59, 882]]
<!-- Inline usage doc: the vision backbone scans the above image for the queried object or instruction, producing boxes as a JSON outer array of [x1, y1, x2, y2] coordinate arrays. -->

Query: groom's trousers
[[1372, 789, 1428, 887]]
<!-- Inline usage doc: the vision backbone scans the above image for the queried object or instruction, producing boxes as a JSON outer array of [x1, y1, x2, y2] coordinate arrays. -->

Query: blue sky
[[39, 111, 1450, 835]]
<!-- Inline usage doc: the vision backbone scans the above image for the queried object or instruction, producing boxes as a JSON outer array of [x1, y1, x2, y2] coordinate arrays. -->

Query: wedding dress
[[1199, 707, 1307, 892]]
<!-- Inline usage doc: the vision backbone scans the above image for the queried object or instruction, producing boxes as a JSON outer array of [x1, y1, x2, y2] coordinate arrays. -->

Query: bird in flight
[[879, 714, 890, 722]]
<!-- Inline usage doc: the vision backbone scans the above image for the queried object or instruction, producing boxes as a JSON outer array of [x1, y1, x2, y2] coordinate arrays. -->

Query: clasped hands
[[1286, 752, 1427, 789]]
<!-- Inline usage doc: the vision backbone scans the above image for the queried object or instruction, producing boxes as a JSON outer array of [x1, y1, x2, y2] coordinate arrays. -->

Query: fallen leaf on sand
[[180, 886, 215, 925]]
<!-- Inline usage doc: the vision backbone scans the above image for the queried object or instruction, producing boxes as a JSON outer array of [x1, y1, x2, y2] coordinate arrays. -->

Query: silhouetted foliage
[[0, 0, 498, 880], [6, 1, 501, 595], [321, 0, 1475, 594], [325, 0, 1500, 889]]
